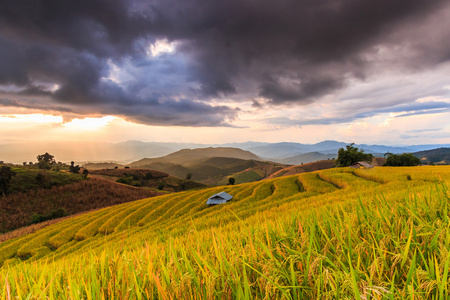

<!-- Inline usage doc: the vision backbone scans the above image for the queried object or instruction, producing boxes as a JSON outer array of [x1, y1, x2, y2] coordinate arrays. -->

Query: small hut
[[350, 161, 374, 169], [206, 192, 233, 206]]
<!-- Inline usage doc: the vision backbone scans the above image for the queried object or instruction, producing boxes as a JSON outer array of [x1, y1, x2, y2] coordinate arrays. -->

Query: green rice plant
[[114, 201, 169, 232], [167, 185, 247, 221], [112, 192, 187, 232], [74, 206, 133, 241], [47, 211, 106, 249], [1, 166, 450, 299], [15, 221, 74, 260], [136, 193, 190, 226], [172, 181, 274, 231], [50, 239, 95, 261], [0, 235, 33, 266], [318, 169, 350, 189], [1, 257, 21, 267], [298, 172, 339, 194], [230, 182, 260, 199], [97, 199, 151, 235], [351, 168, 389, 184], [143, 189, 215, 227], [134, 187, 224, 232]]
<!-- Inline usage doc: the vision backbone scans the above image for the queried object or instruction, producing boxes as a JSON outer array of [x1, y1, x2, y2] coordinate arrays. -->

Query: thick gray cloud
[[0, 0, 449, 126], [154, 0, 449, 102]]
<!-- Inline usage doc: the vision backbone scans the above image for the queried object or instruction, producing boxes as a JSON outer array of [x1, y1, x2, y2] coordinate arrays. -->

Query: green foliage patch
[[9, 167, 82, 193]]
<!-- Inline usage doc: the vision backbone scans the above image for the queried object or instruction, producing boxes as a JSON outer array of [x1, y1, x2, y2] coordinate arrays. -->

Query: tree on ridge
[[336, 143, 373, 167]]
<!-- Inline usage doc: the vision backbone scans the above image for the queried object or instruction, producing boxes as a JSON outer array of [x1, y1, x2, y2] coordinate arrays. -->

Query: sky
[[1, 0, 450, 146]]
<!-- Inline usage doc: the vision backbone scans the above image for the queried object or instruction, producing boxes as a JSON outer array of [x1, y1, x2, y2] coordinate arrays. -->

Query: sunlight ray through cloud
[[147, 39, 176, 57], [62, 116, 117, 130]]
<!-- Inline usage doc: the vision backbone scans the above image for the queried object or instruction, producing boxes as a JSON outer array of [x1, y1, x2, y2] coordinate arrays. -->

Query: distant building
[[371, 157, 386, 166], [350, 161, 374, 169], [206, 192, 233, 206]]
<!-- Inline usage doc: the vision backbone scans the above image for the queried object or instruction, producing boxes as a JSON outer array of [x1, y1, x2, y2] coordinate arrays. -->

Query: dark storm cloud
[[155, 0, 449, 102], [0, 0, 238, 125], [118, 98, 239, 126], [0, 0, 449, 126], [0, 98, 73, 113], [0, 0, 153, 58]]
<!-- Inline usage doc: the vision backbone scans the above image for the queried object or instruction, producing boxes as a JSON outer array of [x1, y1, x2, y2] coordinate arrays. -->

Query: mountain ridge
[[2, 140, 450, 164], [129, 147, 261, 167]]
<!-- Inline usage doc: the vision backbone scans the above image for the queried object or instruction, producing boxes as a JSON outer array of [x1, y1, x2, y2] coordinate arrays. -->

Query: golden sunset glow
[[0, 114, 63, 124], [62, 116, 117, 131]]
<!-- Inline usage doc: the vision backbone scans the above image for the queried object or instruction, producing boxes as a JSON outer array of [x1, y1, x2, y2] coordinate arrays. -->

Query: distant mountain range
[[413, 148, 450, 164], [231, 140, 450, 160], [1, 139, 450, 164]]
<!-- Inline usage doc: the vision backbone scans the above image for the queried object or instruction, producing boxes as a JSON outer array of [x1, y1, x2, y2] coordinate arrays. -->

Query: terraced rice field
[[1, 166, 450, 299]]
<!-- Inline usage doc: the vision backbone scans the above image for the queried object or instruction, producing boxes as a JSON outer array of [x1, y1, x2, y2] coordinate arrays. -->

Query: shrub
[[384, 153, 421, 166], [31, 208, 68, 224], [0, 166, 16, 195], [35, 171, 51, 188], [31, 214, 46, 224]]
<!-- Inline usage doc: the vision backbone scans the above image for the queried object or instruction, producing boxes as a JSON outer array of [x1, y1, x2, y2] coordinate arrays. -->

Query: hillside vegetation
[[268, 159, 337, 179], [130, 147, 261, 167], [129, 155, 284, 184], [0, 177, 163, 234], [6, 165, 83, 194], [215, 162, 285, 185], [1, 166, 450, 298], [414, 147, 450, 164], [90, 168, 206, 192], [280, 152, 337, 165], [81, 162, 126, 170]]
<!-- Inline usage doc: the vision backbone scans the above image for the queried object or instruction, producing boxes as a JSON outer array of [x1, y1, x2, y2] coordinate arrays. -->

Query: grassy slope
[[7, 165, 83, 194], [89, 168, 206, 192], [130, 156, 285, 184], [216, 163, 285, 185], [280, 151, 337, 165], [1, 166, 450, 298], [268, 159, 337, 179]]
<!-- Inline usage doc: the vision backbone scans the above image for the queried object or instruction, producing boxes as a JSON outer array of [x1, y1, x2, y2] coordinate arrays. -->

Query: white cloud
[[147, 39, 176, 57]]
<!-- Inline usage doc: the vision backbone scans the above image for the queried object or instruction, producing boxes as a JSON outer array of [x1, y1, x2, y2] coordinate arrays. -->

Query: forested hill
[[413, 147, 450, 164], [130, 147, 261, 167]]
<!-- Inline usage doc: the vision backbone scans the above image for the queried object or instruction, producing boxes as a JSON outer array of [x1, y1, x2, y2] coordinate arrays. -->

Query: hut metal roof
[[206, 191, 233, 205], [357, 161, 374, 168]]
